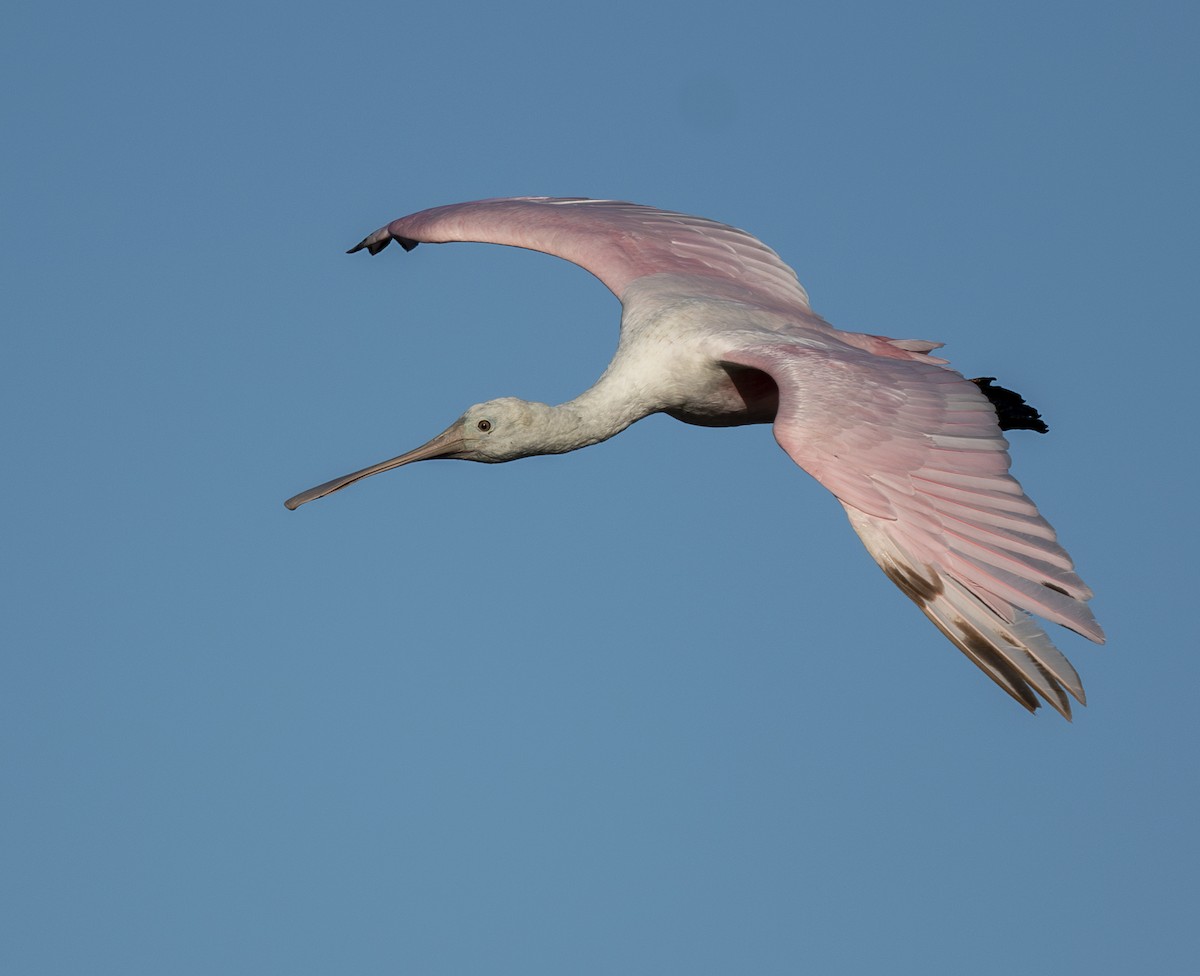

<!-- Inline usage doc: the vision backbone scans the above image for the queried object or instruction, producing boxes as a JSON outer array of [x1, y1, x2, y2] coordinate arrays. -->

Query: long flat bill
[[284, 426, 464, 510]]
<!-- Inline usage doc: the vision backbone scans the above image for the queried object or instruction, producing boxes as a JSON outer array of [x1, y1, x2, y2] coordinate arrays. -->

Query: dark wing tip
[[345, 233, 418, 256]]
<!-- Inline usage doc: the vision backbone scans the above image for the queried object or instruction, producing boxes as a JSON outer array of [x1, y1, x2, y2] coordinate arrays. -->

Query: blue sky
[[4, 1, 1198, 973]]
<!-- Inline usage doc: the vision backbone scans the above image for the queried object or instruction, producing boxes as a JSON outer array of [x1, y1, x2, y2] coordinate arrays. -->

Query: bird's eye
[[477, 419, 492, 432]]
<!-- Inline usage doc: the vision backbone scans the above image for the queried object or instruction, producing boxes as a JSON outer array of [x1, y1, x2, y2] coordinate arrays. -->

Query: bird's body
[[287, 197, 1104, 718]]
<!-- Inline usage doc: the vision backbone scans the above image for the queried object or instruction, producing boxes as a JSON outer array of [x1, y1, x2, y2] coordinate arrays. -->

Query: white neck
[[530, 373, 659, 456]]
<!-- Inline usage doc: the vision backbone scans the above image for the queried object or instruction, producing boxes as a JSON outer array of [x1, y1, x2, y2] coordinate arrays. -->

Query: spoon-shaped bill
[[284, 425, 465, 510]]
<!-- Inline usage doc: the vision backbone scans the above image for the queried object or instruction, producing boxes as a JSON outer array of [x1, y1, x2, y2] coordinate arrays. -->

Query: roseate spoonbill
[[286, 197, 1103, 718]]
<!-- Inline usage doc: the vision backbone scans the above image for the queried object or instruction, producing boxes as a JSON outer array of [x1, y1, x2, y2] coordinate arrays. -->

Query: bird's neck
[[532, 375, 656, 456]]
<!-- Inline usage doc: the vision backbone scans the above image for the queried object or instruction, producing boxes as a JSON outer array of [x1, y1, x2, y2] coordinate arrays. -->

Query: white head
[[455, 397, 561, 462], [284, 397, 554, 510]]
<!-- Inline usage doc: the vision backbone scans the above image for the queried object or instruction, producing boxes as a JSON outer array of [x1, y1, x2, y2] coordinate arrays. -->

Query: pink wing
[[724, 339, 1104, 717], [348, 197, 812, 312]]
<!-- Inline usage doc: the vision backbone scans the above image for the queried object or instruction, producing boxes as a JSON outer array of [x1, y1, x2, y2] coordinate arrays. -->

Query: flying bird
[[286, 197, 1104, 718]]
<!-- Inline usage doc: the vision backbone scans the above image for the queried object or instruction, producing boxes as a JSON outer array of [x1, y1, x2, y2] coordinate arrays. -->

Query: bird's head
[[284, 397, 550, 510], [456, 397, 558, 462]]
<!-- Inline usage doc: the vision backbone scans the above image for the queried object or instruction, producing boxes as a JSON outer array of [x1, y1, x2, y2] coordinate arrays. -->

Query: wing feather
[[724, 339, 1103, 717], [348, 197, 812, 313]]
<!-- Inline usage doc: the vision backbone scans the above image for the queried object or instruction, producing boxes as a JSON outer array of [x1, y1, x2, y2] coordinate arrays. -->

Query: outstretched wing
[[348, 197, 812, 313], [724, 339, 1105, 718]]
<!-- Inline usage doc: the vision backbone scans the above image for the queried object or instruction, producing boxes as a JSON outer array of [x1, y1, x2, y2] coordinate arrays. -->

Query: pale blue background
[[4, 1, 1198, 973]]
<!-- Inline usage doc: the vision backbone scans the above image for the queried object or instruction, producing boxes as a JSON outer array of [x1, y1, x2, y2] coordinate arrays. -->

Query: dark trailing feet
[[971, 377, 1049, 434]]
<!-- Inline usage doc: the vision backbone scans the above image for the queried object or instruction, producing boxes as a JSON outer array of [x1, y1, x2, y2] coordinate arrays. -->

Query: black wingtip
[[971, 377, 1050, 434], [346, 235, 419, 256]]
